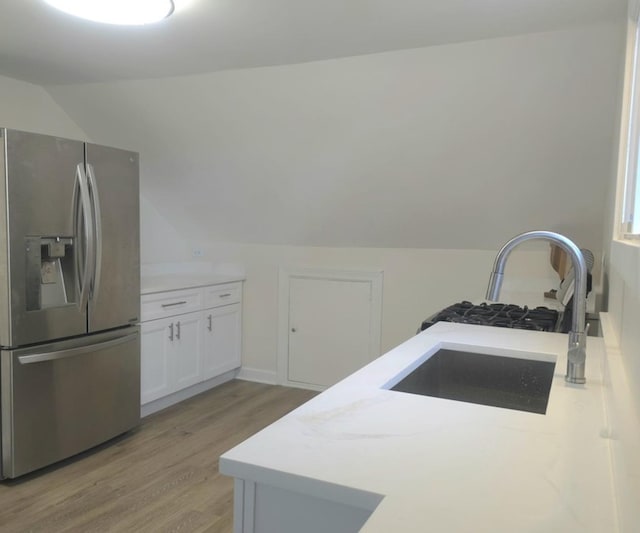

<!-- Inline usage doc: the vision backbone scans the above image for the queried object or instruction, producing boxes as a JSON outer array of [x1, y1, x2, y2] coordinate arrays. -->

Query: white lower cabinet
[[140, 282, 243, 411], [140, 316, 173, 404], [203, 303, 242, 380], [140, 310, 205, 404], [173, 310, 204, 391], [232, 479, 376, 533]]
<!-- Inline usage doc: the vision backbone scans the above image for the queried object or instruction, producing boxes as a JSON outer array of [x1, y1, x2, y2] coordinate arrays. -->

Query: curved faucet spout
[[486, 230, 588, 384]]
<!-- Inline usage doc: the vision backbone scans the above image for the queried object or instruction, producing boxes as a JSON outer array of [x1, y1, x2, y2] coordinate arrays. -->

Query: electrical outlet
[[192, 248, 204, 257]]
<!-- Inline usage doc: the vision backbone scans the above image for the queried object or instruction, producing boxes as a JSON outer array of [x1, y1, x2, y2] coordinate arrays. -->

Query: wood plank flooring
[[0, 380, 317, 533]]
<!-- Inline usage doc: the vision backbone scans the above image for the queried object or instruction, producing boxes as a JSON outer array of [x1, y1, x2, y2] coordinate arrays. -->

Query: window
[[621, 6, 640, 238]]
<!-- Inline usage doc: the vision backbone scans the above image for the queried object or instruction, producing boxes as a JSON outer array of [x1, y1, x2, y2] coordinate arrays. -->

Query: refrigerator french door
[[0, 128, 140, 479]]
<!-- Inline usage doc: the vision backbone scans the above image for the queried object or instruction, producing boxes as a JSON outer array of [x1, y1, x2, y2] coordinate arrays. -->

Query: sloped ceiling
[[0, 0, 627, 85], [47, 22, 625, 254]]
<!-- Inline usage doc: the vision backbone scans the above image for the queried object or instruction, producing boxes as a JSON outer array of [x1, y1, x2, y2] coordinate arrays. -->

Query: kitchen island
[[220, 322, 618, 532]]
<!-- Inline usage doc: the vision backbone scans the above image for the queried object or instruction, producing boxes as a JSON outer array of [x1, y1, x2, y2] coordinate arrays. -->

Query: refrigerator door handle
[[74, 163, 95, 311], [86, 163, 102, 302], [17, 333, 138, 365]]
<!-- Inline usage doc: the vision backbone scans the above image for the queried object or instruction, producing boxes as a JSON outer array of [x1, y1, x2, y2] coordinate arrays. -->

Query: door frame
[[277, 267, 383, 390]]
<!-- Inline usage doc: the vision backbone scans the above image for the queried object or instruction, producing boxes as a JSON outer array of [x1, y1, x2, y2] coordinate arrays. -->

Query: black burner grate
[[420, 301, 559, 332]]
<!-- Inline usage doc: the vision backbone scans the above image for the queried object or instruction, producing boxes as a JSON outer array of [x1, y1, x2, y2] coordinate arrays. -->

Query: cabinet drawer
[[205, 282, 242, 308], [141, 289, 203, 321]]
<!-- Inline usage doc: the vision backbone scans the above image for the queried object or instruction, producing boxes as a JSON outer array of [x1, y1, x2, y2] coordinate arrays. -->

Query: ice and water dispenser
[[25, 236, 76, 311]]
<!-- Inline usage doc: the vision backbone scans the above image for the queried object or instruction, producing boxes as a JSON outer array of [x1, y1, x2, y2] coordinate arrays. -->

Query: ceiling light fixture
[[43, 0, 175, 25]]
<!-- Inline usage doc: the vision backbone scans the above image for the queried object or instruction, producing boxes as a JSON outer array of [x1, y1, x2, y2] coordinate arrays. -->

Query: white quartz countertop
[[219, 322, 617, 532], [141, 273, 245, 295]]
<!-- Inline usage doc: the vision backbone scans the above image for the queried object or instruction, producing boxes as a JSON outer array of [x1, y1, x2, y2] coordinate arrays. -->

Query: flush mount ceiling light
[[43, 0, 175, 25]]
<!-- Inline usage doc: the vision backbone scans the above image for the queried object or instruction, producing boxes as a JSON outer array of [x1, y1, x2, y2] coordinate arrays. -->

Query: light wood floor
[[0, 380, 316, 533]]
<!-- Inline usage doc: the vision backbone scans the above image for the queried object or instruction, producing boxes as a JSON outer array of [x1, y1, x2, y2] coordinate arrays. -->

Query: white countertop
[[220, 322, 616, 532], [141, 273, 245, 295]]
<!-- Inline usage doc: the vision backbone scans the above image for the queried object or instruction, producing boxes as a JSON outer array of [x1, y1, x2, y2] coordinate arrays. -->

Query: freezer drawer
[[0, 328, 140, 479]]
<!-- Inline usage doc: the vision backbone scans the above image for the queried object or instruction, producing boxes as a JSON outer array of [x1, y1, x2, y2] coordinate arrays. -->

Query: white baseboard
[[236, 366, 278, 385], [141, 369, 239, 417]]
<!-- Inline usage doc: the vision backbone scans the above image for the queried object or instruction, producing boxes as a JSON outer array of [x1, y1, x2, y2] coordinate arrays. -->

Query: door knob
[[291, 327, 296, 333]]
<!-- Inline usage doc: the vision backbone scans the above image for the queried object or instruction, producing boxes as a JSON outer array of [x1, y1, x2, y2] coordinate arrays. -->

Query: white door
[[202, 303, 242, 380], [140, 317, 173, 404], [287, 276, 377, 388], [172, 311, 203, 392]]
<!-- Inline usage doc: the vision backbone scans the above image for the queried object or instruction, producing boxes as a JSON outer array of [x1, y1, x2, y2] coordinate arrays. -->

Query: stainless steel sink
[[389, 348, 556, 414]]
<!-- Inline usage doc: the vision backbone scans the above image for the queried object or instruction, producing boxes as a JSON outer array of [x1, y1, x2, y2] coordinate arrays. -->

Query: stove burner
[[420, 301, 559, 333]]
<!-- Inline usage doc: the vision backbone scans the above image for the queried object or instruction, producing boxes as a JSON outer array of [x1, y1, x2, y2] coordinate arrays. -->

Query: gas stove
[[419, 301, 560, 333]]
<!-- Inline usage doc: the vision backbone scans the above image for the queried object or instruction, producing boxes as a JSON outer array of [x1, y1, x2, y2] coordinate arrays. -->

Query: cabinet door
[[202, 304, 242, 380], [141, 317, 173, 404], [172, 311, 204, 392]]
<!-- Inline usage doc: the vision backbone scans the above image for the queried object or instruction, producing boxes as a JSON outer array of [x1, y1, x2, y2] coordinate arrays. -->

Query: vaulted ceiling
[[1, 1, 628, 256], [0, 0, 627, 86]]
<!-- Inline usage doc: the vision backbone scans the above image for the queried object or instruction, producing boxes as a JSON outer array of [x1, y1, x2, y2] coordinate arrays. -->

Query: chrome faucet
[[486, 231, 588, 384]]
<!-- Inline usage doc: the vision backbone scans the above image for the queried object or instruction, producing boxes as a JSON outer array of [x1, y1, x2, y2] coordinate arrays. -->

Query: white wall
[[603, 239, 640, 533], [604, 14, 640, 414], [41, 23, 625, 379], [0, 73, 186, 268], [199, 242, 560, 378], [140, 195, 191, 264], [607, 242, 640, 403], [0, 74, 86, 138], [598, 12, 640, 532], [47, 22, 623, 257]]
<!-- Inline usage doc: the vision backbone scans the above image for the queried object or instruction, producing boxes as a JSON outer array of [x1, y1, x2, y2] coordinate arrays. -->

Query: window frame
[[621, 4, 640, 239]]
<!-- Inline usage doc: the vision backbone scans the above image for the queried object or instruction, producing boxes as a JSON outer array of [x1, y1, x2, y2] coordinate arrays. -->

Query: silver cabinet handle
[[169, 323, 174, 341], [208, 314, 212, 331], [161, 301, 187, 308], [219, 293, 232, 298], [175, 321, 181, 340], [18, 333, 138, 364]]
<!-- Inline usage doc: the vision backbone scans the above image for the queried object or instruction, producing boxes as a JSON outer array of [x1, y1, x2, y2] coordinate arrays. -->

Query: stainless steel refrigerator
[[0, 128, 140, 479]]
